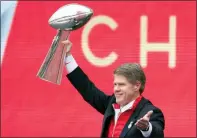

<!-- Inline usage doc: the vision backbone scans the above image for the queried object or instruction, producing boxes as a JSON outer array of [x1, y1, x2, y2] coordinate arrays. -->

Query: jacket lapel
[[120, 97, 148, 137], [101, 96, 116, 137]]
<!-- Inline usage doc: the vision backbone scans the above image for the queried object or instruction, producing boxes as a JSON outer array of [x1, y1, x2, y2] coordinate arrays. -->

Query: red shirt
[[107, 96, 142, 137]]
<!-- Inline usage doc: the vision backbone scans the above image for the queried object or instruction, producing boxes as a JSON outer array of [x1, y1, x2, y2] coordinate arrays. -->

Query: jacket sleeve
[[66, 67, 112, 115], [149, 107, 165, 138]]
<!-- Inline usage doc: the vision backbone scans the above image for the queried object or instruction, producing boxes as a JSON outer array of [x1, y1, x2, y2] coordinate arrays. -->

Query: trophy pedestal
[[37, 30, 70, 85]]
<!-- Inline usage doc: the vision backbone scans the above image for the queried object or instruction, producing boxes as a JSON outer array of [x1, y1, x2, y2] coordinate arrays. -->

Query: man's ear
[[135, 81, 141, 90]]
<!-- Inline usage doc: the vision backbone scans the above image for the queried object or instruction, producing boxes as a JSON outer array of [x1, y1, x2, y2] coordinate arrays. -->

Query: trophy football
[[37, 4, 93, 85]]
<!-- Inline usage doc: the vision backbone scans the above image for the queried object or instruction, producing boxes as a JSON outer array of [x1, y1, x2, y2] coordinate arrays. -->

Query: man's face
[[113, 74, 140, 106]]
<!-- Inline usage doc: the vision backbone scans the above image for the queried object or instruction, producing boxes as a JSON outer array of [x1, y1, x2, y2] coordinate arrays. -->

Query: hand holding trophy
[[37, 4, 93, 85]]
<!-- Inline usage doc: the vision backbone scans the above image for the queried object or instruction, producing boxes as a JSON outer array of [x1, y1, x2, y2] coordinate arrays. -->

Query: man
[[63, 40, 165, 138]]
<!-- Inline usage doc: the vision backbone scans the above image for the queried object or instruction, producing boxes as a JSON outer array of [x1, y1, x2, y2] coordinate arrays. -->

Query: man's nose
[[114, 85, 121, 91]]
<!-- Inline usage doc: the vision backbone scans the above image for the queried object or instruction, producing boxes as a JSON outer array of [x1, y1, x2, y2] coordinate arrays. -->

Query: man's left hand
[[135, 110, 153, 131]]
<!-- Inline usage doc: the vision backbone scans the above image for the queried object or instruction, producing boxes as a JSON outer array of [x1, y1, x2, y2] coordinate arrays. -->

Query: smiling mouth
[[115, 93, 123, 97]]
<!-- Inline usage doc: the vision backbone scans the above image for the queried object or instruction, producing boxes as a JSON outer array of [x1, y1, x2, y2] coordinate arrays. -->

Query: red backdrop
[[1, 1, 196, 137]]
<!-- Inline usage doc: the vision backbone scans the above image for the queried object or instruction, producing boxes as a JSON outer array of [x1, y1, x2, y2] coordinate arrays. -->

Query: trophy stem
[[56, 31, 70, 83], [37, 30, 70, 84]]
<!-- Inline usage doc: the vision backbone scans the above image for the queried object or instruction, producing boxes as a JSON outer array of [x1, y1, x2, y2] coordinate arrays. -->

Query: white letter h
[[140, 16, 177, 68]]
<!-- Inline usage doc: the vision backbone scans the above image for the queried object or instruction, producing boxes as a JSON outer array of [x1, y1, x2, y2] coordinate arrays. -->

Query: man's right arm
[[65, 54, 112, 115]]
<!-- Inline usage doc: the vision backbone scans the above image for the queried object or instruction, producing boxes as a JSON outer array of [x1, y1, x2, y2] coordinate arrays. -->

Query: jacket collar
[[101, 96, 149, 137], [120, 97, 149, 137]]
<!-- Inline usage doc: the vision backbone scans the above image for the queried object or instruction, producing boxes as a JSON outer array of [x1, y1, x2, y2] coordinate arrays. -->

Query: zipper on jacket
[[112, 112, 121, 137]]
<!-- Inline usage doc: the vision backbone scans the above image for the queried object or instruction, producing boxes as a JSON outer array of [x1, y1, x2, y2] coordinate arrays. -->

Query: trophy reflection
[[37, 4, 93, 85]]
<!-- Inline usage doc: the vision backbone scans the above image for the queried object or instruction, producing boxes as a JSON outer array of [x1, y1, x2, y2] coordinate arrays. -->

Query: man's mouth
[[115, 93, 123, 97]]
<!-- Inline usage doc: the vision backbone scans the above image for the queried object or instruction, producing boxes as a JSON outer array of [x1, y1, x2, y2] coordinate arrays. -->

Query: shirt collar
[[112, 100, 135, 113]]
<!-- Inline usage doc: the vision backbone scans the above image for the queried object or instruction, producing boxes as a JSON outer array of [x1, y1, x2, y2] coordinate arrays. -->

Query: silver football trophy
[[37, 4, 93, 85]]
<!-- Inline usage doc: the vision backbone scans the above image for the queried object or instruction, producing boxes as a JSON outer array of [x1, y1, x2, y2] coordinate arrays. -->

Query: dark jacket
[[67, 67, 165, 138]]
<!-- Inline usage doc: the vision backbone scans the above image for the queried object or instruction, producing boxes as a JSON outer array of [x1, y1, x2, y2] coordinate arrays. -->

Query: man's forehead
[[113, 74, 140, 84], [113, 74, 128, 82]]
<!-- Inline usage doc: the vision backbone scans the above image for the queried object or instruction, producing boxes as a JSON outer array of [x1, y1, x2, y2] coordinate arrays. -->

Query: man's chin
[[116, 99, 123, 105]]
